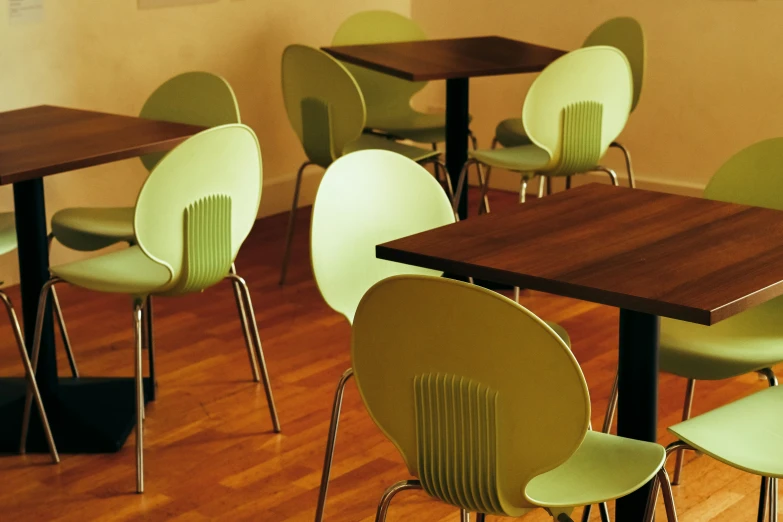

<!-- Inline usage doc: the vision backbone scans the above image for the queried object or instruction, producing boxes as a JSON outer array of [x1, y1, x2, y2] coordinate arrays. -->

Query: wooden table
[[376, 183, 783, 521], [0, 105, 203, 453], [323, 36, 566, 219]]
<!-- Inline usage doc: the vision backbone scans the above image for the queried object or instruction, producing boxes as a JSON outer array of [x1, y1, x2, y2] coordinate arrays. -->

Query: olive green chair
[[352, 275, 677, 522], [20, 125, 280, 494], [309, 150, 573, 522], [601, 138, 783, 495], [0, 214, 59, 465], [645, 385, 783, 521], [278, 44, 450, 286], [331, 10, 475, 149], [491, 17, 644, 196], [46, 72, 264, 391]]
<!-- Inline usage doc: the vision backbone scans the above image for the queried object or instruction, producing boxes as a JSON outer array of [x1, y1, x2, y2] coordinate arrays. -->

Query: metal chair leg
[[672, 379, 696, 485], [432, 160, 455, 204], [758, 367, 778, 387], [228, 273, 281, 433], [1, 291, 59, 463], [610, 141, 635, 189], [280, 161, 314, 285], [21, 277, 62, 454], [228, 264, 261, 382], [133, 299, 145, 493], [50, 285, 78, 378], [375, 480, 422, 522], [460, 509, 470, 522], [760, 476, 771, 522], [314, 368, 354, 522], [602, 373, 619, 434], [452, 160, 477, 214], [594, 166, 619, 187], [477, 166, 492, 215], [537, 176, 546, 198], [510, 177, 530, 303], [770, 478, 778, 522], [646, 442, 690, 522]]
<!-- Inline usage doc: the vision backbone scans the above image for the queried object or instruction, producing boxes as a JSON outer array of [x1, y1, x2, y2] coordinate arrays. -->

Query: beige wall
[[411, 0, 783, 195], [0, 0, 410, 284]]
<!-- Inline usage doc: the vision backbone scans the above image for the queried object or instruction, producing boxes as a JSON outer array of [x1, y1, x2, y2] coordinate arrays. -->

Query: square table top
[[322, 36, 566, 81], [0, 105, 205, 185], [377, 184, 783, 325]]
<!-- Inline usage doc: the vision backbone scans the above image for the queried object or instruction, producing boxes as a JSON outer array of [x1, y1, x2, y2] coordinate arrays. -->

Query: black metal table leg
[[616, 309, 659, 521], [446, 78, 469, 220], [0, 178, 151, 454]]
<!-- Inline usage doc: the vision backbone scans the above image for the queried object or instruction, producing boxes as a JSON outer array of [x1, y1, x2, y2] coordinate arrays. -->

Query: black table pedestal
[[616, 309, 659, 521], [446, 78, 469, 220]]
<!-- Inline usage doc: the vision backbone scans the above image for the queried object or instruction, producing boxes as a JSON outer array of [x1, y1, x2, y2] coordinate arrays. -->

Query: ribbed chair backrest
[[281, 44, 366, 168], [522, 46, 633, 176], [139, 71, 240, 171], [310, 150, 455, 324], [332, 10, 428, 123], [351, 275, 591, 516], [134, 124, 262, 294]]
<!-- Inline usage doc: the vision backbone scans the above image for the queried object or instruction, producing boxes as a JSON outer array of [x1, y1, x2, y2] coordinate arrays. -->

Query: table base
[[0, 377, 153, 454]]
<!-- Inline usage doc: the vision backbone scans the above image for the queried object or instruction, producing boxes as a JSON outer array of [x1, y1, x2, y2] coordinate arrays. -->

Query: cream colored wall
[[0, 0, 410, 285], [411, 0, 783, 195]]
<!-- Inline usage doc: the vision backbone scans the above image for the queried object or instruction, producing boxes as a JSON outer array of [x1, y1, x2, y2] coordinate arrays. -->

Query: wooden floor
[[0, 188, 777, 521]]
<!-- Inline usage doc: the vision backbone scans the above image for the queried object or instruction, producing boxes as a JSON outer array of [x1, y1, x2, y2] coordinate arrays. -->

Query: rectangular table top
[[377, 184, 783, 325], [0, 105, 205, 185], [323, 36, 566, 81]]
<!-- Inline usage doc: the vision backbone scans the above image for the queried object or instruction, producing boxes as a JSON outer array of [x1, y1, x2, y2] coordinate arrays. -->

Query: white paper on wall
[[9, 0, 43, 24]]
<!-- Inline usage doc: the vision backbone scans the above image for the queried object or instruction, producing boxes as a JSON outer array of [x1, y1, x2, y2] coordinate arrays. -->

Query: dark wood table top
[[0, 105, 205, 185], [377, 184, 783, 325], [323, 36, 566, 81]]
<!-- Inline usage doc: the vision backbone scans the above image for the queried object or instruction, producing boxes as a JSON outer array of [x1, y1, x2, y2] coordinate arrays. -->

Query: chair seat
[[51, 207, 135, 251], [669, 385, 783, 478], [526, 430, 664, 508], [469, 145, 550, 174], [494, 118, 533, 149], [367, 111, 474, 145], [51, 245, 171, 295], [660, 296, 783, 380], [345, 133, 440, 163], [0, 212, 17, 257]]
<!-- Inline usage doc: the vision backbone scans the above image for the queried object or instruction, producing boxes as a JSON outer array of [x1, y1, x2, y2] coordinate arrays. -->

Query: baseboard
[[259, 165, 326, 217]]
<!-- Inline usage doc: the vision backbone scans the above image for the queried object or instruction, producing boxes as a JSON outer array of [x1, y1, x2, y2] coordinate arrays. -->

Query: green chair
[[331, 10, 475, 149], [278, 44, 449, 285], [646, 384, 783, 521], [601, 137, 783, 493], [309, 149, 575, 522], [20, 124, 280, 494], [351, 275, 677, 522], [0, 215, 59, 465], [491, 17, 644, 194], [46, 72, 264, 391]]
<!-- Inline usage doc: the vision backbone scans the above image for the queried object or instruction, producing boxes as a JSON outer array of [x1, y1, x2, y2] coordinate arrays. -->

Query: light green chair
[[646, 385, 783, 521], [0, 215, 59, 465], [46, 72, 264, 391], [351, 275, 677, 522], [601, 138, 783, 495], [309, 149, 574, 522], [331, 10, 475, 149], [491, 17, 645, 195], [278, 44, 449, 286], [20, 124, 280, 494]]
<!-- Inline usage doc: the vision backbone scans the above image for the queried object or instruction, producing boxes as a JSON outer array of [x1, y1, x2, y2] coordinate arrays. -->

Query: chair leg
[[314, 368, 354, 522], [672, 379, 696, 485], [141, 296, 156, 403], [594, 166, 619, 186], [280, 161, 314, 286], [20, 278, 61, 454], [770, 478, 778, 522], [228, 273, 281, 433], [461, 509, 470, 522], [758, 368, 778, 387], [537, 176, 546, 198], [511, 177, 529, 303], [477, 166, 492, 215], [760, 476, 771, 522], [602, 373, 619, 434], [375, 480, 422, 522], [475, 514, 486, 522], [50, 285, 78, 378], [566, 176, 572, 190], [644, 466, 680, 522], [229, 264, 261, 382], [433, 160, 455, 205], [133, 299, 145, 494], [0, 291, 59, 463], [452, 160, 477, 214], [610, 142, 635, 189]]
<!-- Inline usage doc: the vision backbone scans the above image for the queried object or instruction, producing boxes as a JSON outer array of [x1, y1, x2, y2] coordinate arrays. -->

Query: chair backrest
[[351, 275, 591, 516], [704, 138, 783, 209], [310, 150, 454, 324], [332, 11, 428, 123], [281, 44, 366, 168], [134, 124, 262, 294], [139, 71, 240, 171], [522, 46, 632, 176], [583, 17, 645, 113]]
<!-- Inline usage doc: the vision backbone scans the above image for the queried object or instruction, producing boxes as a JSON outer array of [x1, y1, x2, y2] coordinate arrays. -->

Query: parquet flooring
[[0, 187, 776, 521]]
